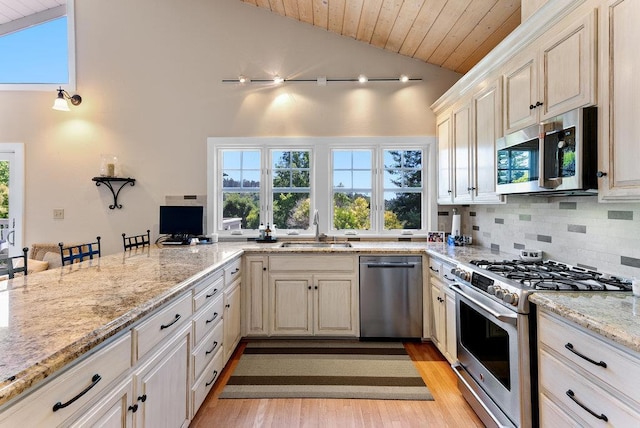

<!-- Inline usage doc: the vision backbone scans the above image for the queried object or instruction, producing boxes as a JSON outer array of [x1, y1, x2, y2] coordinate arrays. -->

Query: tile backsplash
[[448, 195, 640, 277]]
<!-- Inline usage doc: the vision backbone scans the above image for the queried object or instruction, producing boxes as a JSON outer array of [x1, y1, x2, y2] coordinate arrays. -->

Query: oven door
[[451, 284, 521, 427]]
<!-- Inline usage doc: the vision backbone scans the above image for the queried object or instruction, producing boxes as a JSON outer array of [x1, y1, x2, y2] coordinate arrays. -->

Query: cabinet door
[[504, 53, 538, 133], [244, 256, 269, 336], [223, 282, 242, 363], [472, 79, 503, 204], [270, 275, 313, 335], [436, 113, 453, 203], [430, 282, 444, 349], [68, 378, 134, 428], [598, 0, 640, 200], [314, 276, 357, 336], [452, 102, 473, 204], [444, 289, 457, 364], [134, 326, 190, 428], [539, 9, 596, 120]]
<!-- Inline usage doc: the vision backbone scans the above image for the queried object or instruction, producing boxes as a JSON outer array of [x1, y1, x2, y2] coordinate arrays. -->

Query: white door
[[0, 144, 24, 257]]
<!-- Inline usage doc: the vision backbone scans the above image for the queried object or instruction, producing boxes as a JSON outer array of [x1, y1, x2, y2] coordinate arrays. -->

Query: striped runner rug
[[219, 340, 433, 400]]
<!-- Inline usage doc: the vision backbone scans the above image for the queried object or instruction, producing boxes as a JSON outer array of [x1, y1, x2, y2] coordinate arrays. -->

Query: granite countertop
[[529, 292, 640, 354], [2, 238, 635, 408]]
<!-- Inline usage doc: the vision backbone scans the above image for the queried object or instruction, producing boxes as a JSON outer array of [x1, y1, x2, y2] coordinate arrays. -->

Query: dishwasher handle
[[365, 262, 418, 268]]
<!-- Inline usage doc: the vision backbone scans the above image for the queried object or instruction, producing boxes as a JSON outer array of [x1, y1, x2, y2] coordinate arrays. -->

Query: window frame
[[207, 136, 436, 238], [0, 0, 76, 91]]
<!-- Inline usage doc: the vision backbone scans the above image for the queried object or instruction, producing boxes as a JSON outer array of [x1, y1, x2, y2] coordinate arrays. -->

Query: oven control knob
[[461, 271, 470, 281], [495, 288, 505, 299], [487, 285, 497, 295], [503, 293, 519, 306]]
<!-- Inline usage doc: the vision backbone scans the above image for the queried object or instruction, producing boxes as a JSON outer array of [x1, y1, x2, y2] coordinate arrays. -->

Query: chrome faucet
[[313, 210, 320, 241]]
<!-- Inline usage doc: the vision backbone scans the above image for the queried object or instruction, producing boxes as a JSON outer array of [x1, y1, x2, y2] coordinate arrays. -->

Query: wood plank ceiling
[[241, 0, 521, 74]]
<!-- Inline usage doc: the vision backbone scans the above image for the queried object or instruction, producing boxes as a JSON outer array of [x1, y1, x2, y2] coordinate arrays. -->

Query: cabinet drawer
[[428, 259, 442, 277], [269, 255, 355, 272], [192, 294, 224, 346], [192, 321, 224, 381], [0, 333, 131, 427], [539, 392, 582, 427], [134, 292, 192, 360], [191, 349, 224, 417], [193, 272, 224, 312], [224, 257, 242, 286], [538, 311, 640, 403], [539, 349, 640, 426]]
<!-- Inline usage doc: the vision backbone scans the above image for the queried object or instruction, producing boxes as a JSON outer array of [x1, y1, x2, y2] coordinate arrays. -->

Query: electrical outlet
[[53, 209, 64, 220]]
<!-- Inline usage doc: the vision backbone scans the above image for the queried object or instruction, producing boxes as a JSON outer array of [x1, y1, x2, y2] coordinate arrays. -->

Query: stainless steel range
[[448, 259, 631, 428]]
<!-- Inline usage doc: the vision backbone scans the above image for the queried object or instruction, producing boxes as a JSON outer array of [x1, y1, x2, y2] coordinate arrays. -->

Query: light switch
[[53, 209, 64, 220]]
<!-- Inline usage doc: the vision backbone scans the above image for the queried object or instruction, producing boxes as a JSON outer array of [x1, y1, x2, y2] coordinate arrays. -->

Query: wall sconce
[[52, 87, 82, 111]]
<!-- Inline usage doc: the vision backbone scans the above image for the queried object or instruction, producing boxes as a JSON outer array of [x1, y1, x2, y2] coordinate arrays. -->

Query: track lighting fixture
[[222, 74, 421, 85]]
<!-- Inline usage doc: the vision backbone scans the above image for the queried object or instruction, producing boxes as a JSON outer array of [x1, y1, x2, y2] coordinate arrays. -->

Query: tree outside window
[[272, 150, 310, 230], [383, 150, 423, 230], [221, 150, 260, 230], [332, 150, 371, 230]]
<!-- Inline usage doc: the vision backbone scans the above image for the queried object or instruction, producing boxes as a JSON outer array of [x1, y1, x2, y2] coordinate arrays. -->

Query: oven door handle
[[450, 284, 517, 322]]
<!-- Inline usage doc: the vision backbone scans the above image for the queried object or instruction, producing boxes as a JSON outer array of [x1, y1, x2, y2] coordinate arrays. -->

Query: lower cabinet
[[243, 255, 269, 336], [537, 309, 640, 425], [133, 323, 191, 428], [69, 378, 134, 428], [428, 256, 457, 364], [269, 273, 357, 336], [223, 280, 242, 363]]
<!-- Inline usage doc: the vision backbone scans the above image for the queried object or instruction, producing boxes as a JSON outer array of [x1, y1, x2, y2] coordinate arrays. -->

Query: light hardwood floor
[[190, 341, 483, 427]]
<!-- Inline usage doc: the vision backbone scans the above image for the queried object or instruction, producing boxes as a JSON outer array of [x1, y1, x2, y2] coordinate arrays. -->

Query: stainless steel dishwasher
[[359, 255, 422, 339]]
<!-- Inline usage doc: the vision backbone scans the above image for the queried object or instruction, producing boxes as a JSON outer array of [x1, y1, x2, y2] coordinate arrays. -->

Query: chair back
[[122, 230, 151, 251], [59, 237, 101, 266], [0, 247, 29, 279]]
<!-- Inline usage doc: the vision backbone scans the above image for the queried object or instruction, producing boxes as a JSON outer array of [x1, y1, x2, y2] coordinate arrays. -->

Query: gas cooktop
[[469, 259, 632, 292]]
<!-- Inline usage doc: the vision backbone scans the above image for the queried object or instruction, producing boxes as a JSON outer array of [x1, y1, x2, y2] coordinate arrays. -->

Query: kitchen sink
[[280, 242, 352, 248]]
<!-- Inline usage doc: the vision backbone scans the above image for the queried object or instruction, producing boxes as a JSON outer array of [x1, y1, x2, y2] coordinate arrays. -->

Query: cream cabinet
[[0, 333, 132, 427], [243, 255, 269, 336], [504, 8, 597, 133], [267, 255, 358, 337], [537, 309, 640, 425], [437, 80, 503, 205], [223, 280, 241, 363], [133, 323, 191, 428], [69, 378, 134, 428], [597, 0, 640, 200], [436, 112, 453, 203], [427, 256, 457, 364]]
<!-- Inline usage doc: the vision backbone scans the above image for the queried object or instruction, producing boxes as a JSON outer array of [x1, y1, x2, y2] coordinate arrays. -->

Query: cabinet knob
[[128, 404, 138, 413], [138, 394, 147, 402], [529, 104, 535, 110], [263, 267, 267, 271], [536, 101, 543, 107], [596, 171, 607, 178], [447, 190, 452, 194]]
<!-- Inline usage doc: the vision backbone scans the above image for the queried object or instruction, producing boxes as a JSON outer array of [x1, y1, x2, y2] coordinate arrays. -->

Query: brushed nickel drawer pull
[[160, 314, 181, 330], [52, 374, 101, 411], [565, 343, 607, 368]]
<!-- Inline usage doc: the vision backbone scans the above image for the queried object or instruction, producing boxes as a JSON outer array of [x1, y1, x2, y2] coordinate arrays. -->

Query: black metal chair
[[0, 247, 29, 279], [122, 230, 150, 251], [59, 237, 101, 266]]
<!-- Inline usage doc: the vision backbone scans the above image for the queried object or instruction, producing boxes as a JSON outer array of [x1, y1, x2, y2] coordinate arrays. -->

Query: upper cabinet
[[437, 79, 504, 205], [597, 0, 640, 201], [504, 9, 597, 134]]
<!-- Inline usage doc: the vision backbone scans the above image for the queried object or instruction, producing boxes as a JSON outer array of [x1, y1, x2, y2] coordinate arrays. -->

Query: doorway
[[0, 143, 24, 256]]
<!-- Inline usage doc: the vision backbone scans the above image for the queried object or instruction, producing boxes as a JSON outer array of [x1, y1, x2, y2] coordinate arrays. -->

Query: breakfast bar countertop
[[0, 240, 501, 407]]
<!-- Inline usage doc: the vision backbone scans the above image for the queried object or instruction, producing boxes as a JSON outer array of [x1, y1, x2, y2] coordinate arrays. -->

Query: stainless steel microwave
[[496, 107, 598, 195]]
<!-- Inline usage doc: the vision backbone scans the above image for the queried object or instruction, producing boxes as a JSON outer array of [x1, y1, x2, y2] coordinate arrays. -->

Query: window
[[332, 150, 372, 230], [0, 1, 75, 89], [221, 150, 260, 230], [208, 137, 434, 236], [383, 149, 423, 230], [272, 150, 311, 230]]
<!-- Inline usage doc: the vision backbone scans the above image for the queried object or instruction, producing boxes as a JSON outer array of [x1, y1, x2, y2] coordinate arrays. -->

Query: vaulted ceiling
[[0, 0, 522, 75], [241, 0, 522, 74]]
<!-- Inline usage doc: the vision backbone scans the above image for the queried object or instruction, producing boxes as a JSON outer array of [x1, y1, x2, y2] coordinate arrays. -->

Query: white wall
[[0, 0, 461, 255]]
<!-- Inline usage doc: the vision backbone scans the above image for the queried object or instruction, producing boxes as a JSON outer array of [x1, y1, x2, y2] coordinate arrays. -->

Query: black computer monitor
[[159, 206, 204, 238]]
